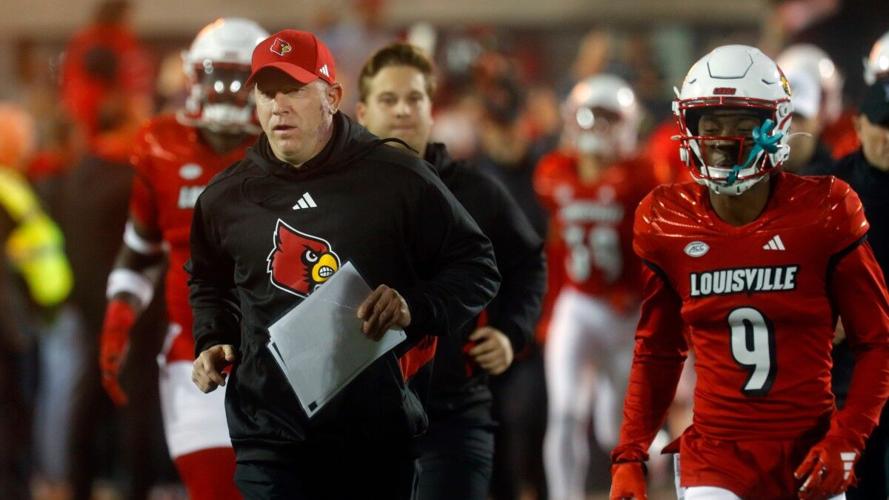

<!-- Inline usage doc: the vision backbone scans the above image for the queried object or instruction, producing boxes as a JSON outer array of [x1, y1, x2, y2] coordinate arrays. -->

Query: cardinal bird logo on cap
[[270, 38, 292, 57], [267, 219, 340, 297]]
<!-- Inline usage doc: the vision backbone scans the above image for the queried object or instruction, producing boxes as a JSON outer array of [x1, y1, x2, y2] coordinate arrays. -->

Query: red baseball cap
[[245, 30, 337, 88]]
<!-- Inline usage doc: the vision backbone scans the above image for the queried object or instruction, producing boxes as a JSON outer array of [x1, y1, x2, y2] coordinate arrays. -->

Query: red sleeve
[[632, 189, 660, 265], [825, 178, 869, 253], [828, 239, 889, 449], [127, 128, 158, 230], [611, 263, 688, 463]]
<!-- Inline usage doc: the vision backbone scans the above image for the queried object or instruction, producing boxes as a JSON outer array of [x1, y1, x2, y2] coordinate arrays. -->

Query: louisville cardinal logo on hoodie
[[266, 219, 340, 297]]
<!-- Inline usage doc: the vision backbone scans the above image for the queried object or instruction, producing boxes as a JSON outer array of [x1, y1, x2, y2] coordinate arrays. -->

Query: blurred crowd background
[[1, 0, 888, 499]]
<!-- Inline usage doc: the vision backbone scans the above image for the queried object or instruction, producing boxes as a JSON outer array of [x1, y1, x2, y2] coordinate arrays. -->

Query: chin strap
[[725, 119, 783, 186]]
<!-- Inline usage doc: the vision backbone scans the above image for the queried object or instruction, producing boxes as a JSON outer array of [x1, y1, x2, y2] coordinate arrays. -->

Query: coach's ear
[[324, 82, 343, 115]]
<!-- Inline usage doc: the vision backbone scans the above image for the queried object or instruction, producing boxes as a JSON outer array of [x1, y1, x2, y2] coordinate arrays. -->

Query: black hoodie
[[419, 143, 545, 419], [187, 113, 500, 461]]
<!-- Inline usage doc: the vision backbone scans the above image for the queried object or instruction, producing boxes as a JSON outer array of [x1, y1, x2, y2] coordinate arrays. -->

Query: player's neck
[[708, 176, 772, 226], [577, 154, 605, 184], [199, 128, 248, 155]]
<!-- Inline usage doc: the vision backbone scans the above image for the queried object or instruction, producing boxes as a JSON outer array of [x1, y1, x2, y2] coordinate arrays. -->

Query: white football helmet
[[864, 30, 889, 85], [563, 74, 640, 159], [674, 45, 793, 196], [777, 44, 843, 124], [178, 18, 268, 134]]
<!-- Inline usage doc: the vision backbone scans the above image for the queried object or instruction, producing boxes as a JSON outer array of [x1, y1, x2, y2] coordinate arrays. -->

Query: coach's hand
[[192, 344, 236, 393], [468, 327, 514, 375], [610, 462, 647, 500], [795, 435, 860, 499], [357, 285, 411, 341]]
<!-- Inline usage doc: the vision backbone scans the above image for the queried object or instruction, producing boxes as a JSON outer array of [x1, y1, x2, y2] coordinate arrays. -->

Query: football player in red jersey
[[534, 74, 658, 500], [98, 18, 267, 500], [609, 45, 889, 500]]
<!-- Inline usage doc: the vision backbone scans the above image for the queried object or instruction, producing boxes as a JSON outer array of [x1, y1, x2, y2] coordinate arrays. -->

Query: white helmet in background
[[864, 30, 889, 85], [563, 74, 640, 159], [673, 45, 793, 196], [178, 18, 268, 134], [777, 44, 843, 124]]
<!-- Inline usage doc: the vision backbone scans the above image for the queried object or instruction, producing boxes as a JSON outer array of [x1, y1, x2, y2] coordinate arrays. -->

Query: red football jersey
[[129, 115, 253, 361], [615, 172, 889, 459], [821, 110, 859, 160], [534, 151, 657, 310]]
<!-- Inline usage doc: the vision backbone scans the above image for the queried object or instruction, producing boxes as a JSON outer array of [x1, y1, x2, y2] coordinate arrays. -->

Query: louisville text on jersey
[[690, 265, 799, 298], [558, 200, 624, 224]]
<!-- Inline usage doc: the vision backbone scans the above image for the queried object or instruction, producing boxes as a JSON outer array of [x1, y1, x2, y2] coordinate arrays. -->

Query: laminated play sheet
[[267, 262, 406, 417]]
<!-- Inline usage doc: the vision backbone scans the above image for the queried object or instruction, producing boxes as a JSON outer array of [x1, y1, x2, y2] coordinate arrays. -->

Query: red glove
[[794, 435, 860, 499], [99, 299, 136, 406], [610, 462, 647, 500]]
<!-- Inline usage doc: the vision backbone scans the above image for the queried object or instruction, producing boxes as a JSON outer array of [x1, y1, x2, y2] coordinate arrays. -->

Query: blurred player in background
[[535, 74, 656, 500], [777, 44, 842, 174], [864, 30, 889, 86], [59, 0, 152, 145], [822, 30, 889, 161], [98, 18, 267, 500], [610, 45, 889, 500]]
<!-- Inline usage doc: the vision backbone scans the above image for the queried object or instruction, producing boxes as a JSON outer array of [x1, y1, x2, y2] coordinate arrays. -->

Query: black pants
[[0, 343, 33, 500], [235, 447, 418, 500], [489, 345, 548, 500], [847, 407, 889, 499], [416, 415, 495, 500]]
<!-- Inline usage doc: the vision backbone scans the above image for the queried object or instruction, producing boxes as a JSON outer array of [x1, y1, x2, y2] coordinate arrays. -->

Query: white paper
[[266, 261, 407, 418]]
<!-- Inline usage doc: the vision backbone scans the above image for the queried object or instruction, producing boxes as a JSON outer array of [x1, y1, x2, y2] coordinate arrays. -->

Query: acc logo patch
[[266, 219, 340, 297], [270, 38, 292, 57], [684, 241, 710, 258]]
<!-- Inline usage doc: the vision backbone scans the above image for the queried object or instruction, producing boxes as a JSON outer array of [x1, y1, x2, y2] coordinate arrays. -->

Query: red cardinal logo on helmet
[[270, 38, 292, 57], [267, 219, 340, 297]]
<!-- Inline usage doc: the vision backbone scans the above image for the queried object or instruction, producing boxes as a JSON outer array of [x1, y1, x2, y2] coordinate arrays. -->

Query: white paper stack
[[266, 262, 406, 418]]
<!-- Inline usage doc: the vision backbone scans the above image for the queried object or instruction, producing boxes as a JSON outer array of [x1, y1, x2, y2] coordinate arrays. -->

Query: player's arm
[[187, 197, 241, 393], [795, 181, 889, 498], [610, 262, 687, 500], [108, 218, 165, 309], [612, 262, 688, 462], [99, 166, 166, 406], [796, 237, 889, 498], [829, 239, 889, 440]]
